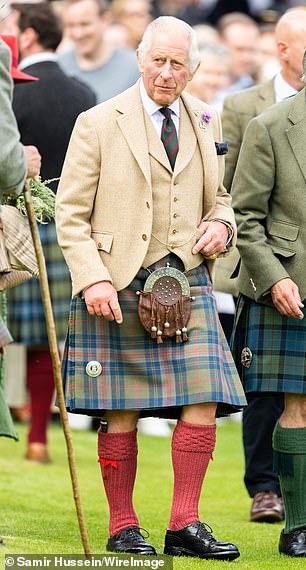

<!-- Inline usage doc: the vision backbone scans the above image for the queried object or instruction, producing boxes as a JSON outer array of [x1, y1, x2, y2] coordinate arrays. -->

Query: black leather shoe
[[279, 528, 306, 557], [107, 526, 157, 555], [164, 521, 240, 561]]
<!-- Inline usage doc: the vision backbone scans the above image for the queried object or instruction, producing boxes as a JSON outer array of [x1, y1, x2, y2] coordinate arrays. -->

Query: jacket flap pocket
[[271, 245, 296, 258], [91, 232, 113, 253], [269, 221, 299, 241]]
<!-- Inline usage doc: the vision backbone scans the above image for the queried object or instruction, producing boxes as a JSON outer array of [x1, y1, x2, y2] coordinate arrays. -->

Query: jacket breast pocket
[[91, 231, 113, 253], [268, 220, 299, 258]]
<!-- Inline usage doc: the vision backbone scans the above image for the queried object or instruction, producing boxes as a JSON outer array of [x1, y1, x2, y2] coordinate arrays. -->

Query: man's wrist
[[82, 280, 112, 298], [212, 219, 234, 248]]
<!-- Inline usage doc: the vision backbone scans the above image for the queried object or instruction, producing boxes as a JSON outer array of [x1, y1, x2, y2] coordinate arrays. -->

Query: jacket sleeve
[[56, 111, 113, 296], [231, 116, 290, 300], [0, 42, 26, 198]]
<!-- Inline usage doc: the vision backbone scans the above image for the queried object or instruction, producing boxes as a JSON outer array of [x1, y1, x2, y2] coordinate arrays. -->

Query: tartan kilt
[[7, 222, 71, 344], [61, 255, 246, 419], [231, 294, 306, 395]]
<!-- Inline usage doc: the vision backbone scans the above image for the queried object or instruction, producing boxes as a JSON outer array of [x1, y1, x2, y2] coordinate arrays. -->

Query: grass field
[[0, 420, 304, 570]]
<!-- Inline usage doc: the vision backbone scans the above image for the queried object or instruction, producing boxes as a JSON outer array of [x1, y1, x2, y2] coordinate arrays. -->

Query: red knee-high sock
[[168, 419, 216, 531], [98, 428, 139, 537], [27, 349, 54, 445]]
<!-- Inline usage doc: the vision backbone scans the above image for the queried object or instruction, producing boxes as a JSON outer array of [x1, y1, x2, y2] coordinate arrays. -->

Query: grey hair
[[137, 16, 200, 72], [301, 50, 306, 83]]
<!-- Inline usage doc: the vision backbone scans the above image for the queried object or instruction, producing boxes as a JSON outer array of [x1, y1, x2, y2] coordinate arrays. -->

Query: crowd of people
[[1, 0, 306, 560]]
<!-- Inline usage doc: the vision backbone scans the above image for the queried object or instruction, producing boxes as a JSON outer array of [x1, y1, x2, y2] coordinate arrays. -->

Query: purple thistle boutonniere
[[202, 112, 212, 123], [197, 110, 212, 130]]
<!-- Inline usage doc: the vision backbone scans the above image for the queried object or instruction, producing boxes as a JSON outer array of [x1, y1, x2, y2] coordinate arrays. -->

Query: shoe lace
[[196, 522, 214, 540], [254, 491, 278, 508], [293, 529, 306, 540], [126, 527, 150, 540]]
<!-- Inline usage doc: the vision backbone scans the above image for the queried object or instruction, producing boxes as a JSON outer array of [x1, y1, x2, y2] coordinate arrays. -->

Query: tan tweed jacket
[[56, 82, 236, 296]]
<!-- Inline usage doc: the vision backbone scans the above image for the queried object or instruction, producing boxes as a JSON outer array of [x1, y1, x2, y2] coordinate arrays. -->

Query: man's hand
[[23, 145, 41, 178], [271, 278, 304, 319], [192, 220, 228, 258], [84, 281, 123, 323]]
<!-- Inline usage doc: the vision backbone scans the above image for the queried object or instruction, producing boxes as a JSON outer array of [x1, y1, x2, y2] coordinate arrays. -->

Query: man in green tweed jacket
[[231, 55, 306, 557], [57, 16, 246, 560], [0, 37, 40, 442], [218, 8, 306, 524], [0, 36, 40, 546]]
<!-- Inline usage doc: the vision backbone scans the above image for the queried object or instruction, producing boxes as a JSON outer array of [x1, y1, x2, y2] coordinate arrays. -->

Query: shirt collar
[[274, 71, 298, 102], [19, 52, 58, 70], [139, 78, 180, 118]]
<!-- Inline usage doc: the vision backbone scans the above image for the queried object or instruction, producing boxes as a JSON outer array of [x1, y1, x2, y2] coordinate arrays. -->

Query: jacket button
[[173, 197, 178, 202], [142, 234, 148, 241], [146, 201, 150, 208], [173, 213, 177, 218], [98, 242, 102, 248], [172, 229, 177, 234]]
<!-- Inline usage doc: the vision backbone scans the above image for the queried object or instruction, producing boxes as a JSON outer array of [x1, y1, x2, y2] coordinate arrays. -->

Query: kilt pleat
[[62, 255, 246, 418], [231, 294, 306, 394], [7, 222, 71, 344]]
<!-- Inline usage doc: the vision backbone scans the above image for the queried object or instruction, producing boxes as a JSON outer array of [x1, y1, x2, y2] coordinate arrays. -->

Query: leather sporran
[[136, 264, 193, 344]]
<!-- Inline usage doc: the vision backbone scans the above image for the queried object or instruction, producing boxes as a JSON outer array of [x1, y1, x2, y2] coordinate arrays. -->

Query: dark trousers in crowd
[[243, 392, 284, 497]]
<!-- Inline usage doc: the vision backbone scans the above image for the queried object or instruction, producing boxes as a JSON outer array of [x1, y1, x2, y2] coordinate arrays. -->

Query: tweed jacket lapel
[[174, 101, 197, 175], [255, 79, 275, 115], [116, 85, 218, 200], [286, 89, 306, 182], [115, 83, 152, 188], [181, 92, 218, 207]]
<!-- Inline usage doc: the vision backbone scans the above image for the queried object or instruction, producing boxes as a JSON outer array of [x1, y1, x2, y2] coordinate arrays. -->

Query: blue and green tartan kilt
[[231, 294, 306, 395], [7, 222, 71, 344], [61, 255, 246, 419]]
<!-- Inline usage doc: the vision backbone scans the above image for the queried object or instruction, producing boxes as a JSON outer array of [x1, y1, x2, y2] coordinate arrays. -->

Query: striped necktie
[[159, 107, 179, 170]]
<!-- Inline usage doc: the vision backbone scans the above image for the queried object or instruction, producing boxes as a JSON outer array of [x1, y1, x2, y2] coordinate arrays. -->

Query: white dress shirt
[[19, 52, 58, 70], [274, 71, 298, 103], [139, 78, 180, 136]]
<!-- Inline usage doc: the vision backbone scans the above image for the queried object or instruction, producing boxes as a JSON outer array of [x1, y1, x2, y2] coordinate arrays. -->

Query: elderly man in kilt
[[56, 16, 246, 560], [231, 58, 306, 557]]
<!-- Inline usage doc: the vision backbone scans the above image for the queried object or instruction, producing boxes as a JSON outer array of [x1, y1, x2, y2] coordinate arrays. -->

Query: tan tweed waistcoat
[[142, 102, 204, 270]]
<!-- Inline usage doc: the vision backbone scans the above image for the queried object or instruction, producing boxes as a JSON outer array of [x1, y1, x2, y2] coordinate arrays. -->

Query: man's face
[[117, 0, 151, 46], [223, 23, 259, 78], [137, 30, 197, 106], [188, 54, 230, 103], [63, 0, 107, 58]]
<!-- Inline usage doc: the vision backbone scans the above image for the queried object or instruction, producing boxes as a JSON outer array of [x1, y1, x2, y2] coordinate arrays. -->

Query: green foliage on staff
[[2, 177, 57, 223]]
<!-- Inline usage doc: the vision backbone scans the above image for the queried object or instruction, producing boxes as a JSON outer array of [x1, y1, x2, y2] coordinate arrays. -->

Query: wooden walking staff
[[23, 181, 91, 557]]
